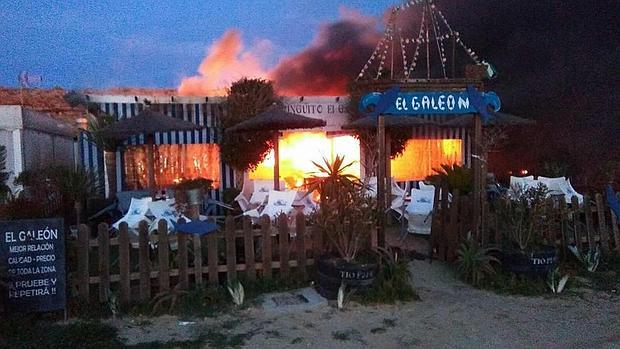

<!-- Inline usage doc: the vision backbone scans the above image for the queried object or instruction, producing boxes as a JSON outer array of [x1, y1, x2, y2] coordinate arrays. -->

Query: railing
[[71, 214, 324, 305]]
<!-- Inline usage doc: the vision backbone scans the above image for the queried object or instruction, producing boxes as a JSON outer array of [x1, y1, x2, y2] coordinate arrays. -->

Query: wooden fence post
[[138, 221, 151, 301], [261, 216, 273, 279], [207, 232, 218, 285], [97, 223, 110, 303], [178, 232, 189, 290], [611, 193, 620, 252], [193, 235, 203, 287], [225, 216, 237, 282], [583, 195, 594, 248], [295, 213, 307, 280], [77, 224, 90, 302], [571, 196, 582, 249], [278, 214, 290, 277], [243, 216, 256, 281], [595, 193, 610, 252], [118, 222, 131, 305], [447, 190, 459, 261], [157, 220, 170, 293]]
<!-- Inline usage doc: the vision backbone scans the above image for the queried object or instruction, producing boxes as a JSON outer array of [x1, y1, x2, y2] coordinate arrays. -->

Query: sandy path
[[115, 260, 620, 348]]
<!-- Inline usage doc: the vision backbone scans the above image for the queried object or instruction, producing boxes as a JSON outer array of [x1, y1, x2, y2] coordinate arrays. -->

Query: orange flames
[[178, 30, 268, 96], [249, 131, 361, 188]]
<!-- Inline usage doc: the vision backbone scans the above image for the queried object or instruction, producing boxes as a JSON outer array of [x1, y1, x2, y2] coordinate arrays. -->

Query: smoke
[[269, 8, 381, 96], [178, 8, 382, 97], [178, 29, 268, 96]]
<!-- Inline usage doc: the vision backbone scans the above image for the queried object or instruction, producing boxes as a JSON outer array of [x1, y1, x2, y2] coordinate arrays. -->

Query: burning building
[[81, 91, 470, 202]]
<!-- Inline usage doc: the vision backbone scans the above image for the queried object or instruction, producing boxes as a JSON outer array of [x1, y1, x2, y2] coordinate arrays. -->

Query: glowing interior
[[249, 131, 361, 188], [391, 139, 463, 181], [124, 144, 221, 189]]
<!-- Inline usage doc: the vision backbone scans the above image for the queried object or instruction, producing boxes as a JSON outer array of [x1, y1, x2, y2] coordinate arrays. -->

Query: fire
[[178, 30, 268, 96], [249, 131, 361, 188], [391, 139, 463, 181]]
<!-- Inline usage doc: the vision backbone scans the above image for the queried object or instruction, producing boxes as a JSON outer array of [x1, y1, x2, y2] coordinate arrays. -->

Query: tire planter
[[502, 246, 557, 277], [317, 255, 378, 300]]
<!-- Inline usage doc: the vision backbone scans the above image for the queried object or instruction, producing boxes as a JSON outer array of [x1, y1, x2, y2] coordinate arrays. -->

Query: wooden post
[[146, 135, 157, 197], [138, 221, 151, 301], [178, 232, 189, 290], [225, 215, 237, 282], [313, 224, 324, 257], [206, 233, 218, 285], [447, 190, 460, 261], [273, 133, 280, 191], [243, 216, 256, 281], [261, 216, 273, 279], [97, 223, 110, 303], [583, 196, 594, 248], [377, 115, 386, 248], [77, 224, 90, 302], [157, 220, 170, 293], [295, 213, 307, 280], [278, 214, 290, 277], [571, 196, 582, 248], [472, 114, 483, 241], [118, 222, 131, 305], [611, 193, 620, 252], [193, 235, 203, 287], [595, 193, 610, 252]]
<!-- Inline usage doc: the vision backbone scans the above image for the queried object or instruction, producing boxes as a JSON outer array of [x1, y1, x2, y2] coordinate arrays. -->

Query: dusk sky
[[1, 0, 397, 88]]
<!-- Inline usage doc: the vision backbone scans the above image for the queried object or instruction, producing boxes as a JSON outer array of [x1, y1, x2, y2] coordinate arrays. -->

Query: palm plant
[[86, 112, 120, 198], [456, 238, 500, 286], [309, 156, 376, 262], [65, 90, 119, 198], [48, 166, 100, 225], [304, 155, 361, 203], [426, 163, 473, 195]]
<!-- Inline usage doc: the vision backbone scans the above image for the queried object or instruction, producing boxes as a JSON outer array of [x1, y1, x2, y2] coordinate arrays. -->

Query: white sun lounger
[[244, 190, 298, 221], [112, 197, 152, 231]]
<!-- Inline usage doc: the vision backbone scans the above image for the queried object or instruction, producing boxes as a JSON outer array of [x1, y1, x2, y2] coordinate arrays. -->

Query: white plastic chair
[[248, 179, 286, 206], [538, 176, 567, 196], [244, 190, 298, 221], [559, 178, 584, 205], [234, 177, 254, 212], [405, 189, 435, 235], [390, 181, 410, 220], [293, 190, 318, 215], [112, 197, 152, 231], [418, 181, 436, 191]]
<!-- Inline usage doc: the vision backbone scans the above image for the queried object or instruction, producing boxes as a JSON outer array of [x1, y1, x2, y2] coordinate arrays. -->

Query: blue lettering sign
[[359, 89, 501, 116]]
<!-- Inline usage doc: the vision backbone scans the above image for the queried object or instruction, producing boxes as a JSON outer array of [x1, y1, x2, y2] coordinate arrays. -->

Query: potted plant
[[497, 184, 557, 277], [306, 156, 378, 299], [175, 177, 213, 205]]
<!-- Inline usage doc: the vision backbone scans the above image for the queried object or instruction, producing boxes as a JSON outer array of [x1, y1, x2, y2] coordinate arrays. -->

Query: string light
[[359, 0, 485, 81]]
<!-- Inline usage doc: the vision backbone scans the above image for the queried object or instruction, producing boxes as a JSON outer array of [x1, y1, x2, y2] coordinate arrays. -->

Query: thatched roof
[[226, 106, 326, 133], [342, 115, 436, 129], [101, 109, 202, 140], [441, 111, 534, 127]]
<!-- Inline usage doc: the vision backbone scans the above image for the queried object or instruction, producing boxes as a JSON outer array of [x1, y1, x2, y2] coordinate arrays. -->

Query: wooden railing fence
[[71, 213, 324, 305], [432, 185, 620, 262]]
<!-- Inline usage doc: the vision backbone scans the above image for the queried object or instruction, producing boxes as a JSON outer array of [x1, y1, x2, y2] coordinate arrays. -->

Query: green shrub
[[456, 239, 500, 287]]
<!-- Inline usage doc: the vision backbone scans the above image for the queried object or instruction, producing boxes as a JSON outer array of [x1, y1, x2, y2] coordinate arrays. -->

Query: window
[[123, 144, 221, 190], [391, 139, 463, 181]]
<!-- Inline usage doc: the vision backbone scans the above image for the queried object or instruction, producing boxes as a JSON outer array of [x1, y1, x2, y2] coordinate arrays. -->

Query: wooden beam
[[377, 115, 386, 248]]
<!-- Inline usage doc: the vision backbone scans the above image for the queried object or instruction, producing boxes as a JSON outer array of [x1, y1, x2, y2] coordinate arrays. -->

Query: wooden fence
[[431, 186, 620, 261], [71, 213, 324, 305]]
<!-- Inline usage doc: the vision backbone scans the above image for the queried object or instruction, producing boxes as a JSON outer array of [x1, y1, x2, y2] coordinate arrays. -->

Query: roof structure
[[226, 106, 326, 133], [0, 87, 84, 124]]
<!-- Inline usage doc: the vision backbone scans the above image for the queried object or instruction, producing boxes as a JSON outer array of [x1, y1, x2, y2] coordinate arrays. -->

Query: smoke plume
[[178, 9, 382, 97]]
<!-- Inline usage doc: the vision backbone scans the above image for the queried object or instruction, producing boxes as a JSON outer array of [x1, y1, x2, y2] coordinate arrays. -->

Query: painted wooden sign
[[0, 218, 66, 313], [359, 86, 501, 116]]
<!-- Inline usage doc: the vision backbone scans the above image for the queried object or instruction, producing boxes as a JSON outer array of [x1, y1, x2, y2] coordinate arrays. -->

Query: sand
[[114, 260, 620, 348]]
